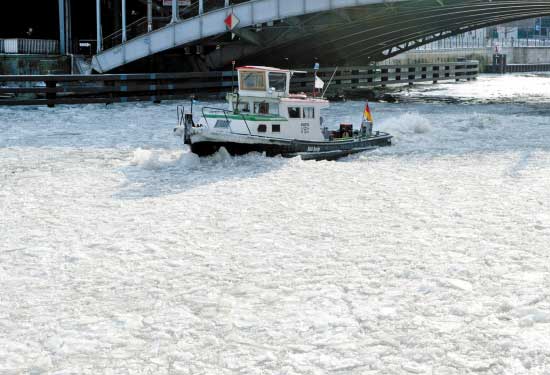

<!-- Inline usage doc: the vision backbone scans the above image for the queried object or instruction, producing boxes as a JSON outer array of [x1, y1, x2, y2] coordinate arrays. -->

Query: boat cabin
[[237, 66, 291, 98], [220, 66, 330, 142]]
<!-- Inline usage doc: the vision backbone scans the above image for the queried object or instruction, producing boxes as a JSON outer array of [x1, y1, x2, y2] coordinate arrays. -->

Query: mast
[[313, 62, 319, 98]]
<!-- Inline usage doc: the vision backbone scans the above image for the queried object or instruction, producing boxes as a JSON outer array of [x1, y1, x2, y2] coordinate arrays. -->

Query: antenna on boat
[[232, 60, 241, 113], [321, 67, 339, 98], [284, 57, 291, 72]]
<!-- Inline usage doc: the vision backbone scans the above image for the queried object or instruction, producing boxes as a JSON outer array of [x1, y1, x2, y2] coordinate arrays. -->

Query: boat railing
[[201, 106, 253, 136], [177, 105, 185, 126]]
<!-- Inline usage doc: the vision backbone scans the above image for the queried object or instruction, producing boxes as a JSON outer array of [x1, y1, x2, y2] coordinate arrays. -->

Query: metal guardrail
[[102, 17, 170, 50], [0, 39, 59, 55], [417, 37, 550, 51], [0, 71, 236, 106], [291, 62, 480, 93], [0, 62, 479, 107], [101, 0, 251, 51]]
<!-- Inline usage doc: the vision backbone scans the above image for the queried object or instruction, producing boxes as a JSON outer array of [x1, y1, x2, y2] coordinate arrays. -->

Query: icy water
[[1, 74, 550, 374]]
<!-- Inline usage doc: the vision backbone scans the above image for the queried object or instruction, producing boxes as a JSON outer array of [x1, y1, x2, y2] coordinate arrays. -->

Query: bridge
[[91, 0, 550, 73]]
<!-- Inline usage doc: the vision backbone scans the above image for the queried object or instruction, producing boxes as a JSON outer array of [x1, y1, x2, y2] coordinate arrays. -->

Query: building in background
[[490, 17, 550, 39], [417, 17, 550, 51]]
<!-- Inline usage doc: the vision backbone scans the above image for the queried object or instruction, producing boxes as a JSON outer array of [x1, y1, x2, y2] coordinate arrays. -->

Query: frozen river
[[1, 74, 550, 374]]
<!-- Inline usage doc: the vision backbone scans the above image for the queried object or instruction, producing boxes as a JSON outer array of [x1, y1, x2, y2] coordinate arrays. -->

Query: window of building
[[272, 124, 281, 132], [257, 124, 267, 133], [268, 72, 287, 92], [288, 107, 301, 118], [303, 107, 315, 119], [240, 71, 266, 91]]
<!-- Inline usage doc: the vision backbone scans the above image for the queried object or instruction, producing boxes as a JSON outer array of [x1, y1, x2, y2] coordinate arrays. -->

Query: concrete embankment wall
[[2, 48, 550, 76], [0, 55, 70, 75], [386, 47, 550, 71], [507, 48, 550, 65]]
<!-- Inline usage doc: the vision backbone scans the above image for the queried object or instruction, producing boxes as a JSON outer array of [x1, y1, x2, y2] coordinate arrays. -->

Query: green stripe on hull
[[205, 114, 288, 122]]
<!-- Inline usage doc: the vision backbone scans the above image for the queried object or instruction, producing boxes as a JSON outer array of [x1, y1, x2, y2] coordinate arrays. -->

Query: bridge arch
[[92, 0, 550, 73]]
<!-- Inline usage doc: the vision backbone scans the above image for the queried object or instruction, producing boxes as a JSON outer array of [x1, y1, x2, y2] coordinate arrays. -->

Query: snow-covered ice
[[1, 74, 550, 374]]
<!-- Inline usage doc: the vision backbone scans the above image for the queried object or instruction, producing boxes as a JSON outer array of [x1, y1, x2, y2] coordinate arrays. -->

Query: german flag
[[363, 102, 374, 123]]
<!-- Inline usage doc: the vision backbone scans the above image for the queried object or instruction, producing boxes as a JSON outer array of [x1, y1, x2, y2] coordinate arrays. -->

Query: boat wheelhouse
[[175, 66, 392, 160]]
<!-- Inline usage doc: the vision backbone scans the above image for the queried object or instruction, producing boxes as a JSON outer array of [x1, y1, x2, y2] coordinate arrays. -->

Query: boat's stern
[[174, 105, 203, 145]]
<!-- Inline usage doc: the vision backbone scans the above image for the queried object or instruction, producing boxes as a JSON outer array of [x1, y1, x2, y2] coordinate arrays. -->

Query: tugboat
[[174, 66, 392, 161]]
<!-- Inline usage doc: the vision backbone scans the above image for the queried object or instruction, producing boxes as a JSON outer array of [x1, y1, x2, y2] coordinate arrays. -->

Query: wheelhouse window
[[272, 124, 281, 132], [268, 72, 287, 92], [240, 71, 266, 91], [303, 107, 315, 119], [254, 102, 269, 115], [288, 107, 301, 118], [233, 101, 250, 113], [214, 120, 230, 129], [255, 102, 279, 115]]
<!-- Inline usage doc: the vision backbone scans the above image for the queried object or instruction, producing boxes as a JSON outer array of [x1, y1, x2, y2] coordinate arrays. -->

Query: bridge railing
[[102, 17, 171, 50], [416, 37, 550, 51], [101, 0, 251, 51]]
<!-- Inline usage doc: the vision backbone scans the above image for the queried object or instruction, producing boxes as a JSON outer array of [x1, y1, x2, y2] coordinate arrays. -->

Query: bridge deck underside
[[222, 0, 550, 67], [92, 0, 550, 72]]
